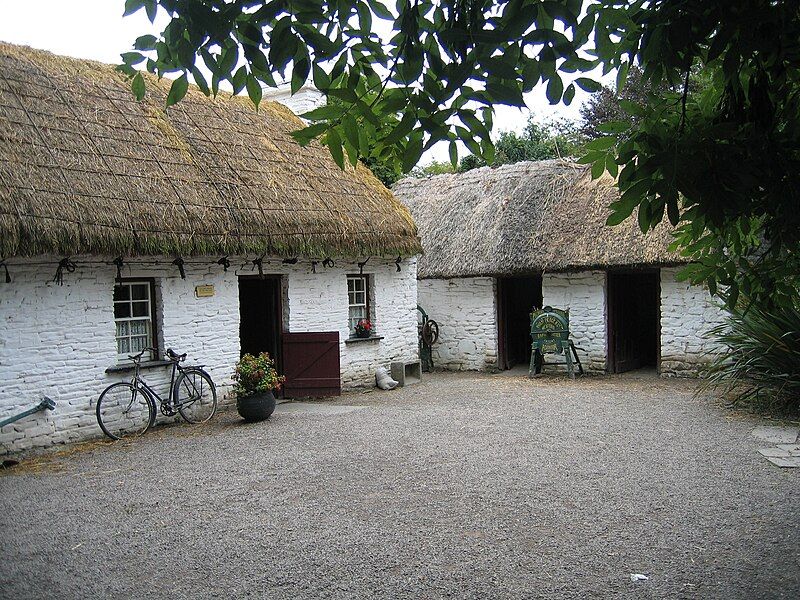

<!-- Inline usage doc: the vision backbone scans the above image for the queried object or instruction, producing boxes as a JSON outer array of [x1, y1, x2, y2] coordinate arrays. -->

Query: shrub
[[232, 353, 285, 397], [703, 302, 800, 413]]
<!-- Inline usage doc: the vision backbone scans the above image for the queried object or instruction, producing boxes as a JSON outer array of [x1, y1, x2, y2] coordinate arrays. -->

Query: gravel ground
[[1, 371, 798, 599]]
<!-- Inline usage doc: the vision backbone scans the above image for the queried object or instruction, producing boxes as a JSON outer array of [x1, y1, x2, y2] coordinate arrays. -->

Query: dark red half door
[[281, 332, 341, 398]]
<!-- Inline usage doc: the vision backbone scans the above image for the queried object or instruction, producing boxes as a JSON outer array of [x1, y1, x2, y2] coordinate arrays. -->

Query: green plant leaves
[[131, 72, 146, 100], [165, 74, 188, 107]]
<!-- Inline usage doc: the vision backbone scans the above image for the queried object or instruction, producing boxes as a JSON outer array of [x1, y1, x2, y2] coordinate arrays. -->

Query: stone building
[[0, 43, 421, 453], [393, 159, 723, 376]]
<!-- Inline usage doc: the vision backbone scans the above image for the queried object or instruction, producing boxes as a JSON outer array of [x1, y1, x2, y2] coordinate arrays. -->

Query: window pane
[[118, 337, 130, 354], [131, 284, 149, 301], [114, 285, 130, 301], [116, 321, 130, 337], [132, 301, 149, 317], [130, 320, 149, 335], [114, 302, 131, 318], [354, 291, 365, 305], [130, 336, 148, 352]]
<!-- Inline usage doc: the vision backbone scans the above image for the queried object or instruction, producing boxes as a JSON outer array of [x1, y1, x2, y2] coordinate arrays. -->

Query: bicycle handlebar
[[126, 347, 186, 363]]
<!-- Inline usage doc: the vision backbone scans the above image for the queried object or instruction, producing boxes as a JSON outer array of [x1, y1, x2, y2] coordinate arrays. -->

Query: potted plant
[[232, 352, 285, 422], [354, 318, 373, 339]]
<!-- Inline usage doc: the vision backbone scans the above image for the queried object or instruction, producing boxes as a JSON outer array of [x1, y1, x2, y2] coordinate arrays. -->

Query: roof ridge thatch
[[393, 158, 681, 279], [0, 42, 421, 259]]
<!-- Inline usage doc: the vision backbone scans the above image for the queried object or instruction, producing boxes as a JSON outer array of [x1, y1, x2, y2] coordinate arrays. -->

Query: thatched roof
[[393, 159, 682, 279], [0, 43, 421, 259]]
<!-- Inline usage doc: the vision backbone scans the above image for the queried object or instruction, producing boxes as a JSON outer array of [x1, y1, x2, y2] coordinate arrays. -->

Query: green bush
[[232, 353, 285, 397], [703, 302, 800, 413]]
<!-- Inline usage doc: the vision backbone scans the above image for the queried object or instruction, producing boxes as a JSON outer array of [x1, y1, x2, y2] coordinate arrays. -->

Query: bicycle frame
[[129, 359, 198, 417]]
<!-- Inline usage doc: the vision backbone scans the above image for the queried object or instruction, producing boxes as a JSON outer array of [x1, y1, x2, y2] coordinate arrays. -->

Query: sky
[[0, 0, 599, 164]]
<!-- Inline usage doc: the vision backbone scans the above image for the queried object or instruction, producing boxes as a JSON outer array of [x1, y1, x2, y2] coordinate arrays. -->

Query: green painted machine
[[417, 305, 439, 372], [529, 306, 584, 379]]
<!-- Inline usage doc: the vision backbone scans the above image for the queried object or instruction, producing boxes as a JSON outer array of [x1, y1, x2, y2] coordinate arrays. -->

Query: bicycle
[[96, 347, 217, 440]]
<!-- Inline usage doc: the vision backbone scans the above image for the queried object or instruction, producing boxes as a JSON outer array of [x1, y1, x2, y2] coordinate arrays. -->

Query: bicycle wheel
[[174, 369, 217, 424], [96, 382, 155, 440]]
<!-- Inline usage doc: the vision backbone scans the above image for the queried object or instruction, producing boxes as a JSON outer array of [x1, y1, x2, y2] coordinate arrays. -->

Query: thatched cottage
[[0, 43, 421, 453], [393, 160, 723, 376]]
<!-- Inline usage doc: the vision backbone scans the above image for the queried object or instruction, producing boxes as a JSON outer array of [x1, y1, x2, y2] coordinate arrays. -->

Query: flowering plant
[[354, 319, 373, 337], [232, 352, 285, 397]]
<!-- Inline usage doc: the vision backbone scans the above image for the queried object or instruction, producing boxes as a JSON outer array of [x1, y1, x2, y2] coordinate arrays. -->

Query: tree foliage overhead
[[121, 0, 800, 308], [452, 117, 582, 172]]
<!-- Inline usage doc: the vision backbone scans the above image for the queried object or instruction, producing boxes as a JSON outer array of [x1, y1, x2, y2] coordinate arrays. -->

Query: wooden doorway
[[497, 276, 543, 370], [238, 276, 284, 371], [607, 270, 660, 373]]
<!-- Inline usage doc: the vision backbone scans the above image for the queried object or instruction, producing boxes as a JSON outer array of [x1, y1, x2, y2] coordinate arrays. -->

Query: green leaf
[[131, 72, 146, 101], [616, 62, 630, 92], [121, 51, 145, 66], [590, 158, 604, 179], [369, 0, 393, 20], [546, 74, 563, 104], [449, 141, 458, 168], [165, 74, 189, 107], [325, 129, 345, 169], [637, 199, 651, 233], [585, 136, 616, 151], [133, 34, 157, 51], [312, 63, 331, 90], [575, 77, 601, 92], [246, 74, 262, 110], [290, 122, 329, 146], [563, 83, 575, 105], [231, 66, 247, 94], [402, 136, 424, 172], [191, 67, 209, 96], [342, 115, 360, 153]]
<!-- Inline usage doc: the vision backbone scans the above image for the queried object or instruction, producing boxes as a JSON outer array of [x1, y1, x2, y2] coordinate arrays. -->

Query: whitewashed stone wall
[[418, 277, 497, 370], [263, 85, 325, 116], [0, 254, 418, 453], [660, 267, 724, 376], [285, 256, 419, 390], [542, 271, 607, 373]]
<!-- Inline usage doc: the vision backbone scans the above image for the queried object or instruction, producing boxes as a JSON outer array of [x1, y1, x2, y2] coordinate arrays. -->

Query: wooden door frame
[[237, 274, 286, 372], [496, 277, 507, 370]]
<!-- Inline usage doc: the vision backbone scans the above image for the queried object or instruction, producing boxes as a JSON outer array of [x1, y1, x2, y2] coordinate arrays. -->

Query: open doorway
[[238, 276, 284, 371], [607, 270, 660, 373], [497, 276, 543, 370]]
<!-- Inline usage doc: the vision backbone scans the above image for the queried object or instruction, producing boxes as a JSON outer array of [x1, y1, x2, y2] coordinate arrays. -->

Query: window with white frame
[[347, 275, 371, 334], [114, 280, 156, 358]]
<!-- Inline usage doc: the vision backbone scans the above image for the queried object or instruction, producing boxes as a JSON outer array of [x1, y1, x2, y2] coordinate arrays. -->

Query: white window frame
[[347, 274, 372, 335], [114, 279, 157, 360]]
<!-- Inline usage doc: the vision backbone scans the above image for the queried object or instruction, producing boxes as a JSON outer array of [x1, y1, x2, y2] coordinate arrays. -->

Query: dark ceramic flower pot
[[355, 329, 371, 338], [236, 391, 276, 422]]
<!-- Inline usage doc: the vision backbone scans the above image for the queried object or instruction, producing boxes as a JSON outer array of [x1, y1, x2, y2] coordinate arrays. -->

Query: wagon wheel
[[422, 320, 439, 346]]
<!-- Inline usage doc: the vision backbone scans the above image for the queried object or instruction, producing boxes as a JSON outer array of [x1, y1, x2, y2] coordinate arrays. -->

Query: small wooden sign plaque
[[195, 284, 215, 298]]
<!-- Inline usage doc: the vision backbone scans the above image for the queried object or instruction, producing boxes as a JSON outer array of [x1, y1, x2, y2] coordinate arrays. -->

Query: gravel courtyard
[[1, 372, 798, 599]]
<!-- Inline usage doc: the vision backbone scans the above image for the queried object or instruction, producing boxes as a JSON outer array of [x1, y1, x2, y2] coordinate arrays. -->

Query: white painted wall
[[542, 271, 607, 373], [263, 85, 325, 116], [418, 277, 497, 371], [0, 254, 418, 453], [660, 266, 724, 376]]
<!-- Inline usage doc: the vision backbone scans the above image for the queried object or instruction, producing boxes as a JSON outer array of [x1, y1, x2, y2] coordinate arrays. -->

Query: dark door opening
[[238, 276, 283, 371], [607, 270, 660, 373], [497, 276, 543, 370]]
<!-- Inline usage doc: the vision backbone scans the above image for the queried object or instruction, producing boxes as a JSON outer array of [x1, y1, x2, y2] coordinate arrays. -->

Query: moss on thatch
[[0, 43, 421, 259], [393, 159, 681, 279]]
